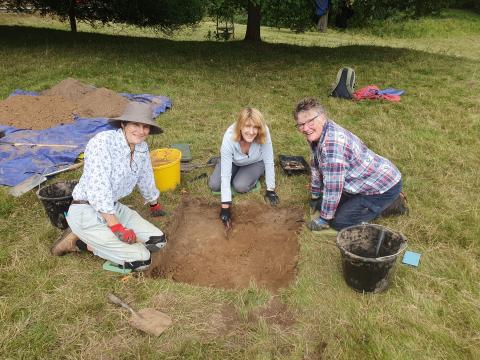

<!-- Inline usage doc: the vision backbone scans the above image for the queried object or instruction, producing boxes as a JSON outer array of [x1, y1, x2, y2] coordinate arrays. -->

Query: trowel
[[223, 220, 233, 239], [107, 293, 172, 337]]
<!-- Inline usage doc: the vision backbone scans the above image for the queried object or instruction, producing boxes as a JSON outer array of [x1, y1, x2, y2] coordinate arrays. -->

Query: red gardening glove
[[108, 223, 136, 244], [149, 203, 167, 217]]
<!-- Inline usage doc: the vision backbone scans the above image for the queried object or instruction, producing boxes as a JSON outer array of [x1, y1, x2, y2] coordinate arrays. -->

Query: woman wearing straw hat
[[208, 107, 279, 229], [51, 102, 167, 271]]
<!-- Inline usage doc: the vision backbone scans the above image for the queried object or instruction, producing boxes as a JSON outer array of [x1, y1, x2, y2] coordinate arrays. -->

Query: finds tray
[[279, 155, 309, 175]]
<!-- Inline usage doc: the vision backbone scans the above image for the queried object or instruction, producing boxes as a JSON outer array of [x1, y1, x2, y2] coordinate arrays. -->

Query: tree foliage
[[3, 0, 205, 33], [207, 0, 471, 41], [3, 0, 470, 40], [330, 0, 453, 27]]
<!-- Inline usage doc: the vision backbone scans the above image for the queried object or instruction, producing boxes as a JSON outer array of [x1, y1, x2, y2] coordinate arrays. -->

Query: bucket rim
[[36, 180, 78, 201], [150, 148, 182, 157], [150, 148, 182, 169], [336, 223, 408, 263]]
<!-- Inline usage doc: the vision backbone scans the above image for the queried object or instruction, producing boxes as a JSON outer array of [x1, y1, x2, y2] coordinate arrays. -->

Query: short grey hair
[[293, 97, 326, 120]]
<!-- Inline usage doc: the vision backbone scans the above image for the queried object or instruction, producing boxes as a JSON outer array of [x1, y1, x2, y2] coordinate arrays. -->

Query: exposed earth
[[148, 198, 304, 292], [0, 78, 129, 130]]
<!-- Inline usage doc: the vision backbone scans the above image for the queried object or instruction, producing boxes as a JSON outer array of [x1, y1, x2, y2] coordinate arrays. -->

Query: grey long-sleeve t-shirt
[[220, 123, 275, 203]]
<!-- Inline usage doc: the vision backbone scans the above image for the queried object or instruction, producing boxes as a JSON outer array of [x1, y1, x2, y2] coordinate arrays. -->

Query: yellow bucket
[[150, 148, 182, 192]]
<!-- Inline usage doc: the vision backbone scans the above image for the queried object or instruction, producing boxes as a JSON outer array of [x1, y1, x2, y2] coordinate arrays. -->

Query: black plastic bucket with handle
[[336, 224, 407, 293], [37, 180, 78, 229]]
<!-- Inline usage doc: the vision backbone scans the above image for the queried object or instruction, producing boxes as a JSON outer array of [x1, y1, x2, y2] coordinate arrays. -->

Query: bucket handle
[[375, 228, 386, 257]]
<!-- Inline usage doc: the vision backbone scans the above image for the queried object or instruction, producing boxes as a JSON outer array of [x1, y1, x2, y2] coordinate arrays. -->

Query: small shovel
[[107, 293, 172, 337], [222, 216, 233, 240]]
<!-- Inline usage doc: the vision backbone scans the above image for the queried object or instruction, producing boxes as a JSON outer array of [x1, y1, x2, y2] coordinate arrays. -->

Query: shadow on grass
[[0, 24, 464, 66]]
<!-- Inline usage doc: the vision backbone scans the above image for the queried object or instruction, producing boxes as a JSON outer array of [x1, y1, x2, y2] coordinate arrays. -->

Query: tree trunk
[[244, 1, 261, 42], [69, 1, 77, 33]]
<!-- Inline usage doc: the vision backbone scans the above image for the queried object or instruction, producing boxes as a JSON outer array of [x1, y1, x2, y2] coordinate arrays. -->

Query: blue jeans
[[329, 180, 402, 230]]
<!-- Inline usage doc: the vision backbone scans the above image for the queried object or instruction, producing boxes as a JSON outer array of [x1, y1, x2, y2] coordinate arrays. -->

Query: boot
[[381, 192, 409, 217], [51, 227, 80, 256]]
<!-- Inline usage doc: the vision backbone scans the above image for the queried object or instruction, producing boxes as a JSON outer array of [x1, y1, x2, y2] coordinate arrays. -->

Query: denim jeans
[[330, 180, 402, 230]]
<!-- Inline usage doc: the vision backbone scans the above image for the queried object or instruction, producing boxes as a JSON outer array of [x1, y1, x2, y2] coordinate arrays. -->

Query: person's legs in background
[[317, 11, 328, 32]]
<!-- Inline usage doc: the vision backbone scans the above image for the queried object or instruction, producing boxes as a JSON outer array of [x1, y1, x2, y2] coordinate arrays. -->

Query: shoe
[[145, 234, 167, 253], [51, 228, 80, 256], [381, 192, 409, 217]]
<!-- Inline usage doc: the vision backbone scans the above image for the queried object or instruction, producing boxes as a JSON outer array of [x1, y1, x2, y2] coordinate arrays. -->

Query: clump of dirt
[[75, 87, 129, 118], [41, 77, 96, 101], [247, 297, 296, 328], [0, 95, 76, 129], [148, 198, 304, 292], [1, 78, 129, 130], [310, 342, 327, 359]]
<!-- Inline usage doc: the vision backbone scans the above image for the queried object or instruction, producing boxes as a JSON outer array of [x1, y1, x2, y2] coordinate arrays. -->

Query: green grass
[[1, 9, 479, 359]]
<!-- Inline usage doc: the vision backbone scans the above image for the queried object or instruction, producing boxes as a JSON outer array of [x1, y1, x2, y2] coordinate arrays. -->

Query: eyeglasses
[[295, 114, 319, 130]]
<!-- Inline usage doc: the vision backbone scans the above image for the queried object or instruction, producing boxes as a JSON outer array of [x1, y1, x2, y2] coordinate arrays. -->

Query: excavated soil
[[0, 95, 76, 129], [75, 87, 129, 118], [41, 77, 96, 101], [1, 78, 129, 130], [149, 198, 304, 292]]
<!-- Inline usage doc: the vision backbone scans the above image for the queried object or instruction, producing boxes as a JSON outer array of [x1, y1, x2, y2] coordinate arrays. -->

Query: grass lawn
[[0, 10, 479, 359]]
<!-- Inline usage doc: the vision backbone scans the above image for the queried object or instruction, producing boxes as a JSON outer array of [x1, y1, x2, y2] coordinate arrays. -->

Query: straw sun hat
[[109, 102, 163, 135]]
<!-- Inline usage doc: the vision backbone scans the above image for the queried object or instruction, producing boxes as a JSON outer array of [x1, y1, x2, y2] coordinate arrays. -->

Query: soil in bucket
[[148, 198, 304, 292], [336, 224, 407, 293], [37, 180, 78, 229]]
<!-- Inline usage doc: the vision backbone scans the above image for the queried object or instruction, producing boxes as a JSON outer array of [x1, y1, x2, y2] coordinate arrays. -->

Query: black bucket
[[37, 180, 78, 229], [336, 224, 407, 293]]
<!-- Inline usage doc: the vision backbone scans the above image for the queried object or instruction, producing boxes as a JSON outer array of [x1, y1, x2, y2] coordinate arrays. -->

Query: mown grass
[[0, 9, 479, 360]]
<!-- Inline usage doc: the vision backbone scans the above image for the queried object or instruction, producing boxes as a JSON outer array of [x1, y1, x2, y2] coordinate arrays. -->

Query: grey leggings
[[208, 161, 265, 193]]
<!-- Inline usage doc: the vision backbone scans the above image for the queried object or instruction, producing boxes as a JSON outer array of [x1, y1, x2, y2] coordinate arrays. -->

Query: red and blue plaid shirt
[[311, 120, 401, 220]]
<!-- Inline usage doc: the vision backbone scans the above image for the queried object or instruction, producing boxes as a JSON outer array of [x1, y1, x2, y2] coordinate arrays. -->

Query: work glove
[[109, 223, 137, 244], [149, 203, 167, 217], [306, 217, 329, 231], [309, 192, 322, 211], [264, 190, 280, 206], [220, 207, 232, 228]]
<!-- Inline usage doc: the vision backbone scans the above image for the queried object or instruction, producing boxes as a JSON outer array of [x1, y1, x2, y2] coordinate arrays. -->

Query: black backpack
[[331, 67, 356, 99]]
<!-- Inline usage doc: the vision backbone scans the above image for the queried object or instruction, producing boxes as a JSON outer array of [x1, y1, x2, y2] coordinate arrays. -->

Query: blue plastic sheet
[[0, 91, 172, 186], [377, 88, 405, 96]]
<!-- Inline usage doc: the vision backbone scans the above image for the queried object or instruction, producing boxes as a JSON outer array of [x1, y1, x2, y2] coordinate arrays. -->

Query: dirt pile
[[42, 77, 96, 101], [149, 198, 304, 292], [0, 95, 76, 130], [75, 87, 129, 118], [0, 78, 129, 130]]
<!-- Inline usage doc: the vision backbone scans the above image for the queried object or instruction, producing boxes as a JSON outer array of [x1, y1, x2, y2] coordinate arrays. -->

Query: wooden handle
[[0, 142, 79, 148], [107, 293, 137, 316]]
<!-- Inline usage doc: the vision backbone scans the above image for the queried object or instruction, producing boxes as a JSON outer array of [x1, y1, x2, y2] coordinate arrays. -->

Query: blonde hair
[[232, 107, 267, 144]]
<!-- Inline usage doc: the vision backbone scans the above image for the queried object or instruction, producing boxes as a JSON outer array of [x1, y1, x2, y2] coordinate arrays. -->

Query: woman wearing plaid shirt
[[294, 97, 403, 231]]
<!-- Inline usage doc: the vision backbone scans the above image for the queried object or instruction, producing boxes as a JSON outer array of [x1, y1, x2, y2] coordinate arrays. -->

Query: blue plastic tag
[[402, 251, 421, 267]]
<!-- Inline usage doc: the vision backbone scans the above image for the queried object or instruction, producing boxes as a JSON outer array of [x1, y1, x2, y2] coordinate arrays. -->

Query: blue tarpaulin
[[0, 91, 171, 187]]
